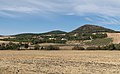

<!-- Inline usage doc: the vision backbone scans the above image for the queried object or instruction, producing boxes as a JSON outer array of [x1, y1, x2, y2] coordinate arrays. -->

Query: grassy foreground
[[0, 50, 120, 74]]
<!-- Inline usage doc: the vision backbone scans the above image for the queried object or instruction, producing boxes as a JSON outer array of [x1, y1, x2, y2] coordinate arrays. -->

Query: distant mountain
[[70, 24, 116, 34], [13, 30, 67, 37], [41, 30, 67, 35], [11, 25, 119, 37], [13, 33, 38, 37]]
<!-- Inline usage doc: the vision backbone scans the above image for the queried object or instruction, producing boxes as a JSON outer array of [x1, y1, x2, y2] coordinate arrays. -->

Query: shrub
[[86, 46, 98, 50], [100, 46, 108, 50], [100, 44, 116, 50], [107, 44, 115, 50], [114, 44, 120, 50], [91, 34, 107, 39], [34, 45, 40, 50], [0, 42, 20, 50], [72, 46, 85, 50], [24, 44, 29, 49], [45, 45, 60, 50]]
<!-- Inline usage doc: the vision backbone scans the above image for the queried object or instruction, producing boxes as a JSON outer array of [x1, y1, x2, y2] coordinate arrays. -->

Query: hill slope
[[70, 24, 116, 34], [13, 33, 38, 37], [41, 30, 67, 35], [13, 30, 67, 37]]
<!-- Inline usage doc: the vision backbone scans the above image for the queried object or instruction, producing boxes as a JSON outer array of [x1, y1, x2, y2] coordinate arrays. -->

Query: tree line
[[72, 44, 120, 50]]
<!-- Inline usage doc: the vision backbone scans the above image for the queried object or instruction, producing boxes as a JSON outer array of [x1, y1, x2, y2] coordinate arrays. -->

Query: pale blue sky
[[0, 0, 120, 35]]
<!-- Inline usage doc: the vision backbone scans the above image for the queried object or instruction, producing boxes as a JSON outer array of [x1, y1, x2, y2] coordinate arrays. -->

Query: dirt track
[[0, 50, 120, 74], [107, 33, 120, 44]]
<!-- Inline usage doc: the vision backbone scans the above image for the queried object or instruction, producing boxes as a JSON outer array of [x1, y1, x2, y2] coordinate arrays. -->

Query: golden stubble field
[[0, 50, 120, 74]]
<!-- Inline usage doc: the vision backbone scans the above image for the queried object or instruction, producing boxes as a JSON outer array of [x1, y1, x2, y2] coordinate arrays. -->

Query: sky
[[0, 0, 120, 35]]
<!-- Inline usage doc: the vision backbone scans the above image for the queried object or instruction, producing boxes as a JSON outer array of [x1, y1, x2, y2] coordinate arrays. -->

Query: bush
[[100, 46, 108, 50], [106, 44, 115, 50], [92, 34, 107, 39], [45, 45, 60, 50], [99, 44, 116, 50], [34, 45, 40, 50], [0, 42, 20, 50], [72, 46, 85, 50], [114, 44, 120, 50], [86, 46, 99, 50], [24, 44, 29, 49]]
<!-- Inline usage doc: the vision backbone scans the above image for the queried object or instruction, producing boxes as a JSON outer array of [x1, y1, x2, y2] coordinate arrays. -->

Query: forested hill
[[70, 24, 117, 34]]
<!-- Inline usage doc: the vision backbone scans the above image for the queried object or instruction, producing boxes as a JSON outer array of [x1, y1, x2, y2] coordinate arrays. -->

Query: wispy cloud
[[0, 0, 120, 16], [0, 0, 120, 25]]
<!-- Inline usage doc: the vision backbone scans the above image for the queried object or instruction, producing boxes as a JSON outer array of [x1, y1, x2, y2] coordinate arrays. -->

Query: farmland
[[107, 33, 120, 44], [0, 50, 120, 74]]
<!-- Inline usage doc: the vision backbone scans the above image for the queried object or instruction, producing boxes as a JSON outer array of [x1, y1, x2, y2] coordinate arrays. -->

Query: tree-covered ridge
[[70, 24, 116, 34], [11, 24, 120, 38], [41, 30, 67, 35]]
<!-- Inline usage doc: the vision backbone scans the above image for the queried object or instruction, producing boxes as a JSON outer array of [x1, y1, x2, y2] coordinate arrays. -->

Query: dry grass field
[[0, 50, 120, 74], [107, 33, 120, 44]]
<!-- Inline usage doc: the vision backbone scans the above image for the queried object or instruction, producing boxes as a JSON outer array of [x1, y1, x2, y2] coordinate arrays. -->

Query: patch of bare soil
[[0, 50, 120, 74], [107, 33, 120, 44]]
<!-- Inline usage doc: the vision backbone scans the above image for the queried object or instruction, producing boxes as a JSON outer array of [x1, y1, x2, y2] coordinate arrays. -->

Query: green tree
[[108, 44, 115, 50], [72, 46, 85, 50], [24, 44, 29, 49], [34, 45, 40, 50], [45, 45, 60, 50]]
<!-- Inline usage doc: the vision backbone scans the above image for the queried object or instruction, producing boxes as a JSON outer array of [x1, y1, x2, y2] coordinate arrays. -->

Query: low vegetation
[[44, 45, 60, 50], [0, 42, 20, 50], [34, 45, 40, 50], [84, 38, 112, 46], [72, 44, 120, 50], [86, 47, 100, 50], [72, 46, 85, 50], [93, 44, 120, 50]]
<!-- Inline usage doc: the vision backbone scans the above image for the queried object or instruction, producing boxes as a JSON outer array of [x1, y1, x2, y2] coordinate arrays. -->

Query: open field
[[0, 50, 120, 74], [107, 33, 120, 44]]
